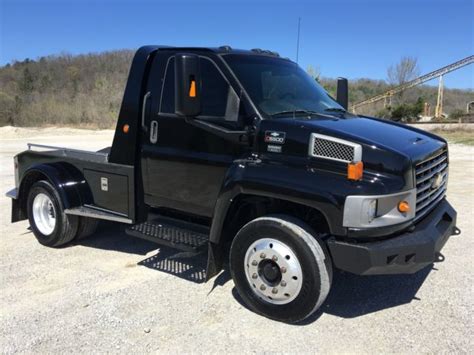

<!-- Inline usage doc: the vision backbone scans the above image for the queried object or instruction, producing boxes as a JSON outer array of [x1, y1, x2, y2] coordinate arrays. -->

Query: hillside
[[0, 50, 134, 128], [0, 50, 471, 127]]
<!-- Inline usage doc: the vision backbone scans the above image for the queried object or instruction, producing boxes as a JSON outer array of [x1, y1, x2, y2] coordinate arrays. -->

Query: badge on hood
[[264, 131, 286, 144]]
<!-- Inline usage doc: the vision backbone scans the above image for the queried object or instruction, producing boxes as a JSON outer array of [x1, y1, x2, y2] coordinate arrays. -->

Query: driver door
[[141, 53, 245, 217]]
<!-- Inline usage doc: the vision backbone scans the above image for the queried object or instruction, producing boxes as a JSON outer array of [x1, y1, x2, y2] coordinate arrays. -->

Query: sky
[[1, 0, 473, 89]]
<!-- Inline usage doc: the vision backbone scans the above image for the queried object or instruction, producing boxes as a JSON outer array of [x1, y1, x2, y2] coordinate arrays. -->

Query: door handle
[[150, 120, 158, 143], [141, 91, 151, 130]]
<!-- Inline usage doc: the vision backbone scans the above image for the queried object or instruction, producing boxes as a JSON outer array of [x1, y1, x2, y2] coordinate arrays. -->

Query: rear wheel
[[230, 215, 332, 323], [76, 217, 99, 240], [27, 180, 78, 247]]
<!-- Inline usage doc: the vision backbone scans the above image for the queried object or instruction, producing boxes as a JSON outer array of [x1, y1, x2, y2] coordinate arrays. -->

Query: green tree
[[390, 97, 424, 122], [450, 109, 464, 121], [0, 92, 16, 125], [19, 67, 35, 93], [307, 65, 321, 82]]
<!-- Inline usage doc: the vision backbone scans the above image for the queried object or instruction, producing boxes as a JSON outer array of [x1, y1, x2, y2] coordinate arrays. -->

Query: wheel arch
[[209, 189, 342, 247]]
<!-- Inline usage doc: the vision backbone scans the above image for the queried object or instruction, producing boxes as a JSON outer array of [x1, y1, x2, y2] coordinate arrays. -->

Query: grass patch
[[431, 129, 474, 146]]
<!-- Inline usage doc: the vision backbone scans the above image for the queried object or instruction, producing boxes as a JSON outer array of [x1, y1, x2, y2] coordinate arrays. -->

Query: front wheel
[[230, 215, 332, 323]]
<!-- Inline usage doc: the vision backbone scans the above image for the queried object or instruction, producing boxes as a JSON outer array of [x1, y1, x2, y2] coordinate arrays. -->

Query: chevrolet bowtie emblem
[[431, 173, 443, 189]]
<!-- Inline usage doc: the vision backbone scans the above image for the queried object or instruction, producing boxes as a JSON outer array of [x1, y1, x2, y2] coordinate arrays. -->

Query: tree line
[[0, 50, 134, 128]]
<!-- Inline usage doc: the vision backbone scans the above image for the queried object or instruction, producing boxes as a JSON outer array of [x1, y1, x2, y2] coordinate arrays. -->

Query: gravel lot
[[1, 127, 473, 354]]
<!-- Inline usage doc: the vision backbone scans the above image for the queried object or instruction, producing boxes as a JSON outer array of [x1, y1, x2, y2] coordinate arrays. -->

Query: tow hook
[[452, 226, 461, 236], [434, 252, 445, 263]]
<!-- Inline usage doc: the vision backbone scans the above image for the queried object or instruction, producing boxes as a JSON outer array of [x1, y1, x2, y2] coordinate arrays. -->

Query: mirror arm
[[185, 118, 249, 144]]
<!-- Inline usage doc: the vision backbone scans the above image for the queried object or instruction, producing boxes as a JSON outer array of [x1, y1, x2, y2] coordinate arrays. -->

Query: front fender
[[209, 160, 347, 244]]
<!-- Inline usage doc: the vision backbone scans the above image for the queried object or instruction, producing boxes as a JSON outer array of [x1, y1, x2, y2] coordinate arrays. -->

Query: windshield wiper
[[324, 107, 347, 113], [271, 109, 320, 117]]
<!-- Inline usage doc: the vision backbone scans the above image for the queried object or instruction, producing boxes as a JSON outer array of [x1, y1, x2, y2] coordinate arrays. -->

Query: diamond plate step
[[126, 216, 209, 252]]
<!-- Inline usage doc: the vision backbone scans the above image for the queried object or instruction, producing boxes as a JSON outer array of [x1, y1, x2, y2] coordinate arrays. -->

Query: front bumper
[[327, 198, 459, 275]]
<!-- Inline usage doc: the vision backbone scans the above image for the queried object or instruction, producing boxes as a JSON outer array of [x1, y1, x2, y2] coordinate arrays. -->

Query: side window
[[159, 56, 238, 120], [200, 59, 229, 117], [160, 57, 175, 114]]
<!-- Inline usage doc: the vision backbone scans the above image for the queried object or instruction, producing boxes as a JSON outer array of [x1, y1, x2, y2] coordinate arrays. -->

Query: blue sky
[[1, 0, 473, 88]]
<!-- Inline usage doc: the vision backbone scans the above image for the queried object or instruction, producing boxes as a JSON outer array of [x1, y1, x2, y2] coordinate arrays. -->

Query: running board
[[65, 205, 132, 224], [125, 215, 209, 252]]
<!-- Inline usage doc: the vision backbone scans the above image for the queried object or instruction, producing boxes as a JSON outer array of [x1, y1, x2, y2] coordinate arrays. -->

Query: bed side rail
[[27, 143, 109, 163]]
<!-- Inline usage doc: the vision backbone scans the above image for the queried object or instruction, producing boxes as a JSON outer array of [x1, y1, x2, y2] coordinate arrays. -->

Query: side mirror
[[336, 77, 348, 110], [175, 53, 201, 117]]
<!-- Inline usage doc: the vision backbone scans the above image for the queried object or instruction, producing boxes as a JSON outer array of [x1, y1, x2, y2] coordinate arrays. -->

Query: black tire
[[27, 180, 79, 247], [76, 217, 99, 240], [230, 215, 333, 323]]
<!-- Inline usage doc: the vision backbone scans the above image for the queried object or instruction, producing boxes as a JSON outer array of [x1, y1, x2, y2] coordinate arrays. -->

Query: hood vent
[[309, 133, 362, 163]]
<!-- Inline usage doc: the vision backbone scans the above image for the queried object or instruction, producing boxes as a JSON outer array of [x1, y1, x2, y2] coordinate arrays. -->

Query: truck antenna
[[293, 17, 302, 120], [296, 17, 301, 64]]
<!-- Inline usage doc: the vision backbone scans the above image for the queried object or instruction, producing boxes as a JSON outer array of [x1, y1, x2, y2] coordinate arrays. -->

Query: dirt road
[[1, 127, 473, 353]]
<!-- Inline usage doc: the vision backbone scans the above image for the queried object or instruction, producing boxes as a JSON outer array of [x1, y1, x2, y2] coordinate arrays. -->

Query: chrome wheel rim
[[32, 193, 56, 235], [244, 238, 303, 305]]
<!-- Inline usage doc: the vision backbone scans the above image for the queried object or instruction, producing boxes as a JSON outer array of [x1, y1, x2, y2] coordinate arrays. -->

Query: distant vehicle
[[6, 46, 460, 323]]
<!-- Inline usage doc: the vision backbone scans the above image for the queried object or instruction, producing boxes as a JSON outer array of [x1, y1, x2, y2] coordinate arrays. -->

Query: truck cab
[[7, 46, 459, 323]]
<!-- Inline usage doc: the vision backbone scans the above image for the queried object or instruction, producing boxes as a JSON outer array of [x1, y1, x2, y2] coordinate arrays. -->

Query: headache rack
[[414, 149, 448, 222]]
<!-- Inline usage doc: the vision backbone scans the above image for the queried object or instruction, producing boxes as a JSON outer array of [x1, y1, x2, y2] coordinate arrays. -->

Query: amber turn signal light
[[189, 80, 196, 97], [347, 161, 363, 181], [398, 201, 410, 213], [123, 124, 130, 134]]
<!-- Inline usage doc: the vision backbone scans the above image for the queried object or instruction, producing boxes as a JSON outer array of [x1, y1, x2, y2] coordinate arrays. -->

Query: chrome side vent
[[309, 133, 362, 163]]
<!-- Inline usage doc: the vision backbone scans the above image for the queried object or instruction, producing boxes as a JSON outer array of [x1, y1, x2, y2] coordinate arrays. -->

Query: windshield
[[223, 54, 344, 117]]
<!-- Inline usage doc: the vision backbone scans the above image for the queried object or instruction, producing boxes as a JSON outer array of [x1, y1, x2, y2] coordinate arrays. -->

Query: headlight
[[366, 199, 377, 223], [343, 189, 416, 228]]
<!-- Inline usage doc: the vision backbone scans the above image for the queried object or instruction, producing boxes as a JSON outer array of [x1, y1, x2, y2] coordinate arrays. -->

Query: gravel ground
[[0, 127, 473, 354]]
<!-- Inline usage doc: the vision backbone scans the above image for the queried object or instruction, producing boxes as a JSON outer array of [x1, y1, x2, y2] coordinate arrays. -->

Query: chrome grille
[[414, 150, 448, 221], [309, 133, 362, 163]]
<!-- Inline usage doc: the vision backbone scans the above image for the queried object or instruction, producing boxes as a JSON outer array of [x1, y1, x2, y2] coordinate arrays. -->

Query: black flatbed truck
[[6, 45, 460, 323]]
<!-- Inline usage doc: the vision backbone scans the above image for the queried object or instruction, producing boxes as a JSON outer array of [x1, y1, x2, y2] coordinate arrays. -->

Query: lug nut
[[280, 266, 287, 273], [252, 273, 258, 279], [260, 284, 266, 291], [260, 253, 266, 259], [251, 260, 258, 266], [272, 288, 278, 294], [272, 255, 278, 261], [281, 281, 287, 287]]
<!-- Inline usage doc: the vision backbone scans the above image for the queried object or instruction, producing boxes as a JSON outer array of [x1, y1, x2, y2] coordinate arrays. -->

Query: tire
[[27, 180, 79, 247], [230, 215, 332, 323], [76, 217, 99, 240]]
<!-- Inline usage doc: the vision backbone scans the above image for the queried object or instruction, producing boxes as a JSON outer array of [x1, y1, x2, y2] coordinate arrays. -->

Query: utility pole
[[424, 102, 431, 116], [435, 75, 444, 119]]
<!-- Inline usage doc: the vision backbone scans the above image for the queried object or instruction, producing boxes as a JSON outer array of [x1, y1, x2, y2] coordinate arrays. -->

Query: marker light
[[189, 79, 196, 97], [123, 124, 130, 134], [398, 201, 410, 213], [347, 161, 364, 181]]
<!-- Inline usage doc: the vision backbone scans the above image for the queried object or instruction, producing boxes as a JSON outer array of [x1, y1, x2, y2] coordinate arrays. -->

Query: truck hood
[[257, 115, 447, 191], [294, 115, 446, 161]]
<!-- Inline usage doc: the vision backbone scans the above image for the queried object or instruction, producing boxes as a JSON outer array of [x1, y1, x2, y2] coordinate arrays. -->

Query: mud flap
[[205, 242, 224, 281]]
